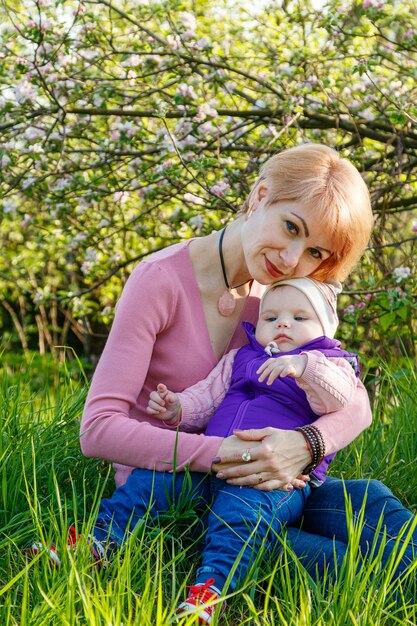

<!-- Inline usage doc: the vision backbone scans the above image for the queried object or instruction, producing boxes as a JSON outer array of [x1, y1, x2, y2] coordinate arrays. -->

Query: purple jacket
[[205, 322, 360, 482]]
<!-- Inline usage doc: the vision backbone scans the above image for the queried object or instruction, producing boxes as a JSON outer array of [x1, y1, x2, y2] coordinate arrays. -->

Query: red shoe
[[26, 526, 106, 567], [26, 541, 61, 567], [177, 578, 223, 624]]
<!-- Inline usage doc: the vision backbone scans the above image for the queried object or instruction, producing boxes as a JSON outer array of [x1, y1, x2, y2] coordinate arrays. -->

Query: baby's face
[[255, 285, 323, 352]]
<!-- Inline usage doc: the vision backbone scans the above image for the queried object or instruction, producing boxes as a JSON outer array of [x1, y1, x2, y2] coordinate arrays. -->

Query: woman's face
[[241, 184, 335, 284]]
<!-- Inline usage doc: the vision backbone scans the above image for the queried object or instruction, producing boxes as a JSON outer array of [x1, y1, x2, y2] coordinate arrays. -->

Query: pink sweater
[[80, 241, 372, 487]]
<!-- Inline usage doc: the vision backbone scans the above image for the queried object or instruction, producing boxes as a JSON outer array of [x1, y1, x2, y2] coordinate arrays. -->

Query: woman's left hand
[[213, 427, 311, 491]]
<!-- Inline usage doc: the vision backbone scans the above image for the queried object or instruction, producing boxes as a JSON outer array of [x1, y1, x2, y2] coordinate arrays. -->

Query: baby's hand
[[257, 354, 308, 385], [146, 383, 181, 424]]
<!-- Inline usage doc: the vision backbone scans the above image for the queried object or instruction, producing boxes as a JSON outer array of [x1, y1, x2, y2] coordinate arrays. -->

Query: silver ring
[[241, 449, 252, 462]]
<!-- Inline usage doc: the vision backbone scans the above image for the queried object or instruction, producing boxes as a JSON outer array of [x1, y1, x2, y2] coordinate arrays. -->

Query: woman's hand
[[213, 428, 311, 491]]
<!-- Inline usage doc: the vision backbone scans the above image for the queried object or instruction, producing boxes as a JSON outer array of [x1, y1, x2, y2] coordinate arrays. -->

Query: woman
[[81, 143, 415, 581]]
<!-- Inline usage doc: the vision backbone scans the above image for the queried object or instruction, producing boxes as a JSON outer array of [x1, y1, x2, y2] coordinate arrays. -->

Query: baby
[[145, 277, 360, 622]]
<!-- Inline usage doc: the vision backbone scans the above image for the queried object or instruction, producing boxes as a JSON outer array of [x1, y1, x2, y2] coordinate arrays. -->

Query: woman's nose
[[279, 243, 303, 268]]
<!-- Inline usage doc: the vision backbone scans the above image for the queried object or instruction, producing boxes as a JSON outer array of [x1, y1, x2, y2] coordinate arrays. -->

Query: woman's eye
[[266, 317, 277, 322], [286, 220, 298, 235], [309, 247, 322, 260], [294, 316, 306, 321]]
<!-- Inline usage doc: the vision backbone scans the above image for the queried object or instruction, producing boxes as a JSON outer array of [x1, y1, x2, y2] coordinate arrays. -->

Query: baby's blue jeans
[[94, 468, 310, 591]]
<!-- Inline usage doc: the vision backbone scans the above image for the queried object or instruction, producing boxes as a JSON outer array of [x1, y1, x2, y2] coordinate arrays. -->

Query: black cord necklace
[[217, 226, 251, 317]]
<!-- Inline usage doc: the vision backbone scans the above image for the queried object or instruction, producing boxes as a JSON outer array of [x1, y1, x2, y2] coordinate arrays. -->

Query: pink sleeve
[[80, 262, 222, 475], [172, 350, 237, 432], [296, 351, 358, 415], [311, 381, 372, 454]]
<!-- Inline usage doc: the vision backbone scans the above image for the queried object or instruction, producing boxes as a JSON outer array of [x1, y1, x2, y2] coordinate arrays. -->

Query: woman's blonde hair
[[243, 143, 373, 281]]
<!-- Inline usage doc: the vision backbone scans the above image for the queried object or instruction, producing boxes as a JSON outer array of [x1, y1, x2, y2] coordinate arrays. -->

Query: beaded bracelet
[[295, 424, 326, 473]]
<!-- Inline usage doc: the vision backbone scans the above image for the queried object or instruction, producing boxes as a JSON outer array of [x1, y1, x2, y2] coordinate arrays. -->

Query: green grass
[[0, 351, 416, 625]]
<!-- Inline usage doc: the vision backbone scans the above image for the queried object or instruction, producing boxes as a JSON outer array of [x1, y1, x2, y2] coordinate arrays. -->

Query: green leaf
[[379, 312, 397, 331], [389, 110, 407, 125]]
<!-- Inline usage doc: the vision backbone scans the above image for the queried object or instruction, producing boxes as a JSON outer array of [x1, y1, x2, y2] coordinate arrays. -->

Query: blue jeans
[[94, 472, 416, 590], [286, 477, 416, 583], [94, 468, 310, 591]]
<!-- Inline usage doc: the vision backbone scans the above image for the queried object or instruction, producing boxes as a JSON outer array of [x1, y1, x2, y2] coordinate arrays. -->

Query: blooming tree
[[0, 0, 415, 359]]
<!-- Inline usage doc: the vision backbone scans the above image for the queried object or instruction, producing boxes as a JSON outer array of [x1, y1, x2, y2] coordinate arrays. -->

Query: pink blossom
[[85, 248, 97, 262], [184, 192, 205, 205], [198, 122, 215, 136], [138, 186, 153, 198], [169, 208, 181, 220], [411, 220, 417, 233], [210, 181, 230, 197], [196, 102, 218, 122], [193, 38, 210, 50], [25, 127, 45, 141], [33, 291, 45, 304], [72, 232, 88, 244], [361, 109, 375, 121], [129, 54, 141, 67], [113, 191, 129, 203], [179, 12, 197, 31], [362, 0, 384, 7], [22, 176, 36, 190], [182, 30, 196, 41], [393, 267, 411, 283], [73, 3, 86, 15], [167, 34, 181, 50], [53, 177, 71, 191], [3, 197, 18, 214], [39, 42, 53, 55], [81, 262, 93, 275], [14, 79, 37, 104], [20, 213, 32, 228], [175, 136, 196, 151], [343, 305, 355, 315], [176, 83, 197, 99], [189, 215, 204, 229]]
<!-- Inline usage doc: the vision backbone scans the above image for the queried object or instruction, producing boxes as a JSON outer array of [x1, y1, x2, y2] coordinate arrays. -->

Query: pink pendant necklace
[[217, 226, 251, 317]]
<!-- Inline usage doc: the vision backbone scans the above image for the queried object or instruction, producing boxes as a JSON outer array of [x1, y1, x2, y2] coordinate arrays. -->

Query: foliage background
[[0, 0, 416, 364], [0, 2, 416, 623]]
